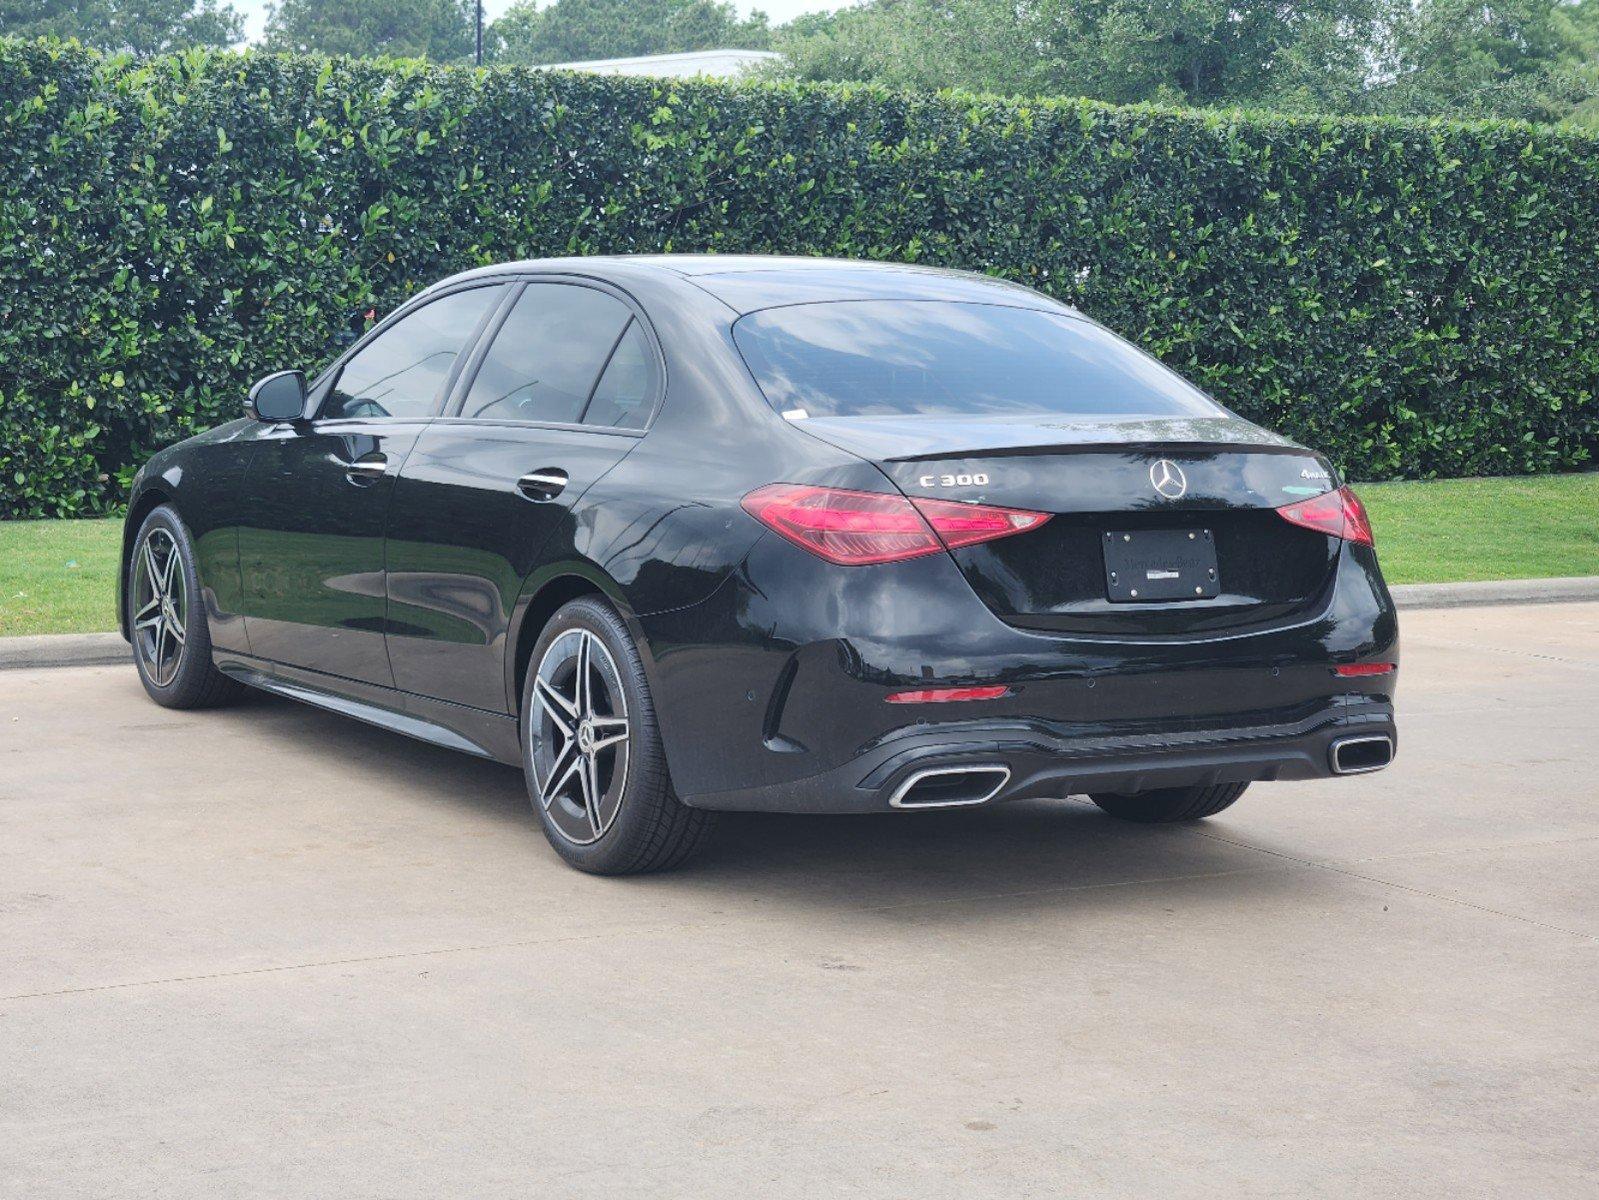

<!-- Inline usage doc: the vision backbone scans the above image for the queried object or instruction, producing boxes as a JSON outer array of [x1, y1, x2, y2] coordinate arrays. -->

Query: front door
[[238, 283, 504, 685], [384, 280, 659, 711]]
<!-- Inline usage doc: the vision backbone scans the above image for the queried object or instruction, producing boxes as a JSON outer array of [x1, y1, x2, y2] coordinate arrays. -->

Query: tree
[[0, 0, 243, 54], [1364, 0, 1599, 122], [773, 0, 1383, 108], [1565, 0, 1599, 126], [262, 0, 474, 60], [773, 0, 1599, 123], [491, 0, 770, 66]]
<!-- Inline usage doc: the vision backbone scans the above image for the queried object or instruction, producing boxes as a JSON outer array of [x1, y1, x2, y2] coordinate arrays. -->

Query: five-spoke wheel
[[132, 527, 187, 687], [520, 597, 714, 873], [127, 505, 244, 709], [530, 627, 632, 845]]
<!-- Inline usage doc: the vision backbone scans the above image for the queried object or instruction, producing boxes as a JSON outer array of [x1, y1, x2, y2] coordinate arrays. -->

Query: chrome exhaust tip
[[888, 764, 1011, 809], [1330, 735, 1394, 775]]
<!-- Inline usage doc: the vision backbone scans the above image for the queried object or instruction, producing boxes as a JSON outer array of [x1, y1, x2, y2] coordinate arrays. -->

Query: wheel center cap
[[162, 599, 176, 623], [577, 721, 595, 754]]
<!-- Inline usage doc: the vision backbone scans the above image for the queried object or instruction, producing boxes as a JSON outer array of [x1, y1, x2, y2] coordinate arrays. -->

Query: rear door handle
[[345, 455, 388, 486], [517, 468, 569, 502]]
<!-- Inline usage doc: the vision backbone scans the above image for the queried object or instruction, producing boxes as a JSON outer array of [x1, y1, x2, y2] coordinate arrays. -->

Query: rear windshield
[[732, 300, 1223, 419]]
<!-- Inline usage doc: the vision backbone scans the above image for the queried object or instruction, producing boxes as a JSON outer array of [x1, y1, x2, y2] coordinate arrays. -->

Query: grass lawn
[[1357, 473, 1599, 585], [1, 473, 1596, 635], [0, 518, 121, 637]]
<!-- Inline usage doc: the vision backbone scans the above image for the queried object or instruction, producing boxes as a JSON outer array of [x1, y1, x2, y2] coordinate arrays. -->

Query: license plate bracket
[[1102, 529, 1219, 602]]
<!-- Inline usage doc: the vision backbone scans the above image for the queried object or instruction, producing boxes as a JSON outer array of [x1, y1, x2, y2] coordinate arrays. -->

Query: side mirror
[[246, 370, 308, 422]]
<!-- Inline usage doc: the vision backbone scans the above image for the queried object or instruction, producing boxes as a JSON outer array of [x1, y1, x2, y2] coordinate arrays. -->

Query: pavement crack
[[0, 929, 672, 1003], [1405, 636, 1599, 671], [1340, 833, 1599, 865], [1189, 828, 1599, 943], [1, 862, 1296, 1003]]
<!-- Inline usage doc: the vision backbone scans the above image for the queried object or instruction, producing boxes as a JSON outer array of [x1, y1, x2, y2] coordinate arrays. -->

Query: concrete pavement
[[3, 603, 1597, 1198]]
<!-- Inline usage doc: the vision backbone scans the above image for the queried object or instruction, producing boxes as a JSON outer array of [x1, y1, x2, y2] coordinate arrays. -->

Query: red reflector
[[884, 685, 1011, 704], [1277, 485, 1374, 546], [741, 484, 1049, 566], [1333, 662, 1395, 677]]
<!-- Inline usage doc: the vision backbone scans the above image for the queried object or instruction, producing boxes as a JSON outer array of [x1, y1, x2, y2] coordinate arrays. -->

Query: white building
[[539, 49, 780, 80]]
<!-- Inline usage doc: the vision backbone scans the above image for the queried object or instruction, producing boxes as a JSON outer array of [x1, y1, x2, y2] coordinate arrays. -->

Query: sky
[[230, 0, 851, 44]]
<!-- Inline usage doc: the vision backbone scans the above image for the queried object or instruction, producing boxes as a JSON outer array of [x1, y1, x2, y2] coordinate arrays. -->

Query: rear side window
[[732, 300, 1224, 419], [583, 321, 657, 430], [324, 286, 499, 420], [459, 283, 635, 425]]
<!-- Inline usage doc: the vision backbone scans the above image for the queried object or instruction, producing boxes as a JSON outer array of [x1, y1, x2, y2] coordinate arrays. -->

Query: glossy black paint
[[640, 533, 1395, 808], [384, 420, 639, 710], [238, 417, 429, 685], [122, 256, 1399, 812]]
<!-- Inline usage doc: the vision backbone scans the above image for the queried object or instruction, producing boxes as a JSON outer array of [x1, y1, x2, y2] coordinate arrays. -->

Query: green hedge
[[3, 39, 1598, 516]]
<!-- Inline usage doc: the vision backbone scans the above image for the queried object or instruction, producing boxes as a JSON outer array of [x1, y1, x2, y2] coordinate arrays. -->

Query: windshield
[[732, 300, 1224, 420]]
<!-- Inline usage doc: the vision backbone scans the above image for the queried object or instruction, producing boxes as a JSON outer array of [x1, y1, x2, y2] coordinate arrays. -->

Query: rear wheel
[[127, 505, 246, 709], [521, 596, 715, 874], [1089, 782, 1248, 824]]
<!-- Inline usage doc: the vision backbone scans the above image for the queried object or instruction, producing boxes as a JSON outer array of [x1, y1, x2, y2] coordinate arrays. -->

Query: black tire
[[1089, 781, 1249, 824], [520, 595, 715, 875], [127, 504, 247, 710]]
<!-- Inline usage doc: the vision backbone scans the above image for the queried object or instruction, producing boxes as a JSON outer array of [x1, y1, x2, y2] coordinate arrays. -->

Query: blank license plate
[[1102, 529, 1219, 602]]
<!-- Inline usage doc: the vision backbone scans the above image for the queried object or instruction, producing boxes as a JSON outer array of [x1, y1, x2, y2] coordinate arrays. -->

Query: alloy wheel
[[529, 628, 631, 845], [132, 528, 187, 688]]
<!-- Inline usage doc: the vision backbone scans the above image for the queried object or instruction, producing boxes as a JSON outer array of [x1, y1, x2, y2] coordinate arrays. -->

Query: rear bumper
[[682, 696, 1396, 813], [642, 532, 1399, 813]]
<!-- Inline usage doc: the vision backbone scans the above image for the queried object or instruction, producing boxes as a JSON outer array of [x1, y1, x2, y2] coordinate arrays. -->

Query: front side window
[[732, 300, 1225, 420], [323, 286, 500, 421], [459, 284, 635, 425]]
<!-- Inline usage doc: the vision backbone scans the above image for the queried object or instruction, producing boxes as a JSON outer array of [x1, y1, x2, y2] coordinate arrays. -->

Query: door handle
[[517, 468, 569, 502], [345, 455, 388, 486]]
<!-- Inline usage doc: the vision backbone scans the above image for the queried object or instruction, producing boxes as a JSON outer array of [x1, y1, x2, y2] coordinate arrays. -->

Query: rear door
[[384, 279, 659, 712], [237, 283, 504, 684]]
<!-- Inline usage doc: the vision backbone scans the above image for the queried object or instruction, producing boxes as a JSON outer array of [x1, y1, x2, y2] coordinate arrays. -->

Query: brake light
[[884, 685, 1011, 704], [1276, 485, 1374, 546], [741, 484, 1049, 566], [908, 495, 1050, 549]]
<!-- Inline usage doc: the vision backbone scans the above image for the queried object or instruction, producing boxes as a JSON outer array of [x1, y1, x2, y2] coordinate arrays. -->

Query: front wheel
[[1089, 782, 1249, 824], [520, 596, 715, 874], [127, 505, 246, 709]]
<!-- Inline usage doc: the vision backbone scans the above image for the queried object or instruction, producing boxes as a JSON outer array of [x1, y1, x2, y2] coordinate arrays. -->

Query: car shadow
[[215, 689, 1291, 916], [211, 686, 532, 822], [672, 802, 1288, 919]]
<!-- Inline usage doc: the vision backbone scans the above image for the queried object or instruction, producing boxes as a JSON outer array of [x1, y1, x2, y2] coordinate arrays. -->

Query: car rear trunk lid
[[796, 414, 1342, 635]]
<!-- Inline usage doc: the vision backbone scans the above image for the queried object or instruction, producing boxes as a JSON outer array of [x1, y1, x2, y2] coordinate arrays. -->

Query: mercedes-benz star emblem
[[1150, 459, 1187, 500]]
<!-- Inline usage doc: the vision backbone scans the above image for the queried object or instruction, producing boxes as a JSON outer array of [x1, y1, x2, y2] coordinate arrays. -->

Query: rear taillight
[[1276, 485, 1374, 546], [741, 484, 1048, 566], [908, 494, 1050, 550]]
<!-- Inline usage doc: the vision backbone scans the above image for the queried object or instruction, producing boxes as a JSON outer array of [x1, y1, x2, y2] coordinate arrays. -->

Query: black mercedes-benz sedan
[[120, 255, 1398, 873]]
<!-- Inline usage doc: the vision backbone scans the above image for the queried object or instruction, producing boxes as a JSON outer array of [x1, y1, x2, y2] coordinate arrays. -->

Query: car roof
[[431, 254, 1070, 317]]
